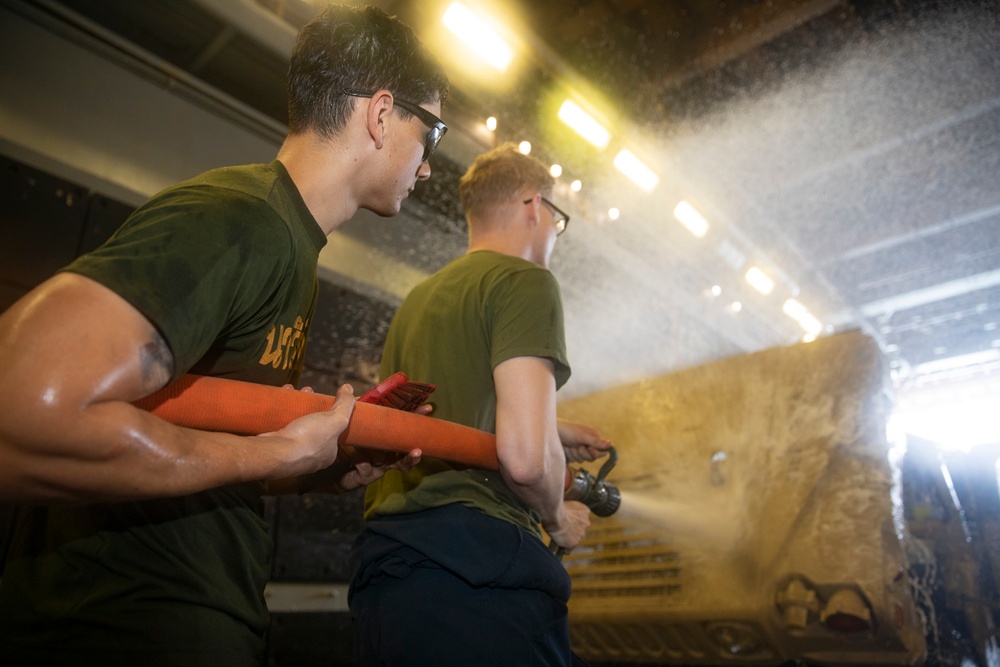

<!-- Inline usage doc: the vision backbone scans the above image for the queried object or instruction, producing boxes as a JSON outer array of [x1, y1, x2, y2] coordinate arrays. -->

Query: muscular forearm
[[0, 273, 353, 505], [0, 399, 345, 504]]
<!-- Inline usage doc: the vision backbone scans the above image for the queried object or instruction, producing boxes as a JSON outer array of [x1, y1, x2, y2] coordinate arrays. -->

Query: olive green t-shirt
[[365, 250, 571, 539], [0, 160, 325, 664]]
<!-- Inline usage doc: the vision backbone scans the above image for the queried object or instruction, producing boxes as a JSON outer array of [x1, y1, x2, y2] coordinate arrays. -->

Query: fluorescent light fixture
[[442, 2, 514, 72], [745, 267, 775, 295], [782, 298, 808, 320], [783, 298, 823, 335], [518, 141, 531, 155], [673, 200, 709, 238], [557, 100, 610, 149], [798, 313, 823, 335], [613, 149, 659, 192]]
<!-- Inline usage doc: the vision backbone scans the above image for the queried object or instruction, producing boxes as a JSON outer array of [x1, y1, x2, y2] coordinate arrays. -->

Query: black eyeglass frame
[[344, 90, 448, 162], [523, 196, 570, 235]]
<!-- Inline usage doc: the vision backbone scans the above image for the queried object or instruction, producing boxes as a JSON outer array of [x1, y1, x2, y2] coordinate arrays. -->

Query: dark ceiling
[[22, 0, 1000, 405]]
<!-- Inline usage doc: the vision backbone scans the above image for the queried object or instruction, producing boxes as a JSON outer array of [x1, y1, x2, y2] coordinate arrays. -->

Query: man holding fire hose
[[0, 5, 448, 664], [350, 143, 613, 666]]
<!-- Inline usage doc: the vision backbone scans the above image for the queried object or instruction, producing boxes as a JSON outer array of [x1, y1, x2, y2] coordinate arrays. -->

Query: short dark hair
[[287, 4, 449, 138]]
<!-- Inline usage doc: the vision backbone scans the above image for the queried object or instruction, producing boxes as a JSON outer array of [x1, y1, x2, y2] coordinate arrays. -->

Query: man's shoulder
[[169, 162, 279, 202], [450, 251, 551, 277]]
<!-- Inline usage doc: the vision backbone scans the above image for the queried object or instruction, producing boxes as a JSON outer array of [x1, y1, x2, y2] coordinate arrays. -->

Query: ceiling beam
[[858, 268, 1000, 319]]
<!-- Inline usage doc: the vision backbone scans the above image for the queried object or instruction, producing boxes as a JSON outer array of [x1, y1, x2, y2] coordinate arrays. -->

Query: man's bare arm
[[0, 273, 354, 505], [493, 356, 590, 549]]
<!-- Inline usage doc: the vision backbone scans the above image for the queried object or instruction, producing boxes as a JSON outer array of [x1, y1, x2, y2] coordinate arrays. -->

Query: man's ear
[[523, 193, 540, 228], [365, 90, 394, 149]]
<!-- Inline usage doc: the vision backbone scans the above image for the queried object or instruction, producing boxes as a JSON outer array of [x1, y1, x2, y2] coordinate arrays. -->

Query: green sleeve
[[64, 186, 295, 378], [487, 267, 571, 389]]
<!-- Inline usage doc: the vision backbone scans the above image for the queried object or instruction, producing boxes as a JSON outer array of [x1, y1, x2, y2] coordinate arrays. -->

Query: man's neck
[[467, 234, 538, 266], [277, 131, 360, 236]]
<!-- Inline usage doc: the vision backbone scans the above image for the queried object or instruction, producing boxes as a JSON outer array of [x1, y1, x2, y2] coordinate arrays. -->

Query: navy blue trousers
[[349, 504, 580, 667]]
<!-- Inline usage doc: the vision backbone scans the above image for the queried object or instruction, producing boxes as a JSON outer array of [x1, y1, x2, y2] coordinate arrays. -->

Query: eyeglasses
[[523, 196, 570, 235], [344, 90, 448, 162]]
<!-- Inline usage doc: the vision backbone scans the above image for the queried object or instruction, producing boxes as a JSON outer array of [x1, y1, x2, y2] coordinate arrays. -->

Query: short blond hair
[[459, 143, 554, 220]]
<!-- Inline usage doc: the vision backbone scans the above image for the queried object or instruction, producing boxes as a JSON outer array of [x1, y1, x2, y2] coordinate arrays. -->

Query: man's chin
[[361, 202, 403, 218]]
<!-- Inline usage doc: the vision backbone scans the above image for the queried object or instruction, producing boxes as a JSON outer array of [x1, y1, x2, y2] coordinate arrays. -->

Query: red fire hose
[[132, 374, 500, 470]]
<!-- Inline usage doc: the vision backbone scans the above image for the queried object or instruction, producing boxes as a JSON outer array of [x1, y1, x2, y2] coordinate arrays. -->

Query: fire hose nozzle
[[563, 446, 621, 517]]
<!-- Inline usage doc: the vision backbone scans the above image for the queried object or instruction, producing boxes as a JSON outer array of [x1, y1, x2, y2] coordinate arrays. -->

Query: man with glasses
[[0, 5, 447, 664], [350, 143, 612, 666]]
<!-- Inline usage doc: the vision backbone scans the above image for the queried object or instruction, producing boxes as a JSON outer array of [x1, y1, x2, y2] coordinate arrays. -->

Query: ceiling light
[[745, 267, 775, 295], [550, 164, 562, 178], [782, 298, 808, 320], [557, 100, 610, 149], [783, 299, 823, 336], [613, 149, 659, 192], [570, 180, 582, 192], [608, 208, 620, 221], [485, 116, 497, 131], [673, 200, 709, 238], [798, 313, 823, 336], [442, 3, 514, 72], [731, 301, 743, 312], [518, 141, 531, 155], [711, 285, 722, 297]]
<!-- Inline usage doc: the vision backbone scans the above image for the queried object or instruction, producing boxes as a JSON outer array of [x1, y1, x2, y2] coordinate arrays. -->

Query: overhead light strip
[[745, 266, 775, 295], [557, 99, 611, 149], [442, 2, 514, 72], [613, 149, 658, 192], [673, 200, 709, 237]]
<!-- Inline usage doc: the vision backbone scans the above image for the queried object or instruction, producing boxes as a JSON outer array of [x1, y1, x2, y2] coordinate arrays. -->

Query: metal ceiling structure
[[2, 0, 999, 410]]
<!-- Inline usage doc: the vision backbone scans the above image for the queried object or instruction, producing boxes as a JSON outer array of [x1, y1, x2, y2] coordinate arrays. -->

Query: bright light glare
[[783, 298, 823, 335], [783, 298, 808, 320], [550, 164, 562, 178], [745, 267, 775, 295], [798, 313, 823, 336], [613, 149, 659, 192], [608, 208, 620, 221], [711, 285, 722, 297], [895, 397, 1000, 451], [518, 141, 531, 155], [557, 100, 610, 149], [731, 301, 742, 312], [442, 3, 514, 72], [570, 180, 582, 192], [485, 116, 497, 131], [673, 200, 709, 238]]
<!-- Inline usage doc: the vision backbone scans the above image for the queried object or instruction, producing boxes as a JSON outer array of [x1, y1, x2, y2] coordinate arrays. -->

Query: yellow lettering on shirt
[[259, 316, 309, 370]]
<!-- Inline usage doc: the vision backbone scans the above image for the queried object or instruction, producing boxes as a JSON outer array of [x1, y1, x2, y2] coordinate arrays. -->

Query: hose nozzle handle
[[563, 446, 622, 517]]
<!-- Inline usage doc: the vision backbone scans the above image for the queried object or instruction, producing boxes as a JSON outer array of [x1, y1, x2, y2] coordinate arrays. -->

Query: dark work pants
[[352, 561, 571, 666], [349, 504, 578, 667]]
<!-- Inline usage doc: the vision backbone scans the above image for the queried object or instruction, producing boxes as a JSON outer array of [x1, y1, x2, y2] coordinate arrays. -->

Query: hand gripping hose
[[132, 374, 500, 470]]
